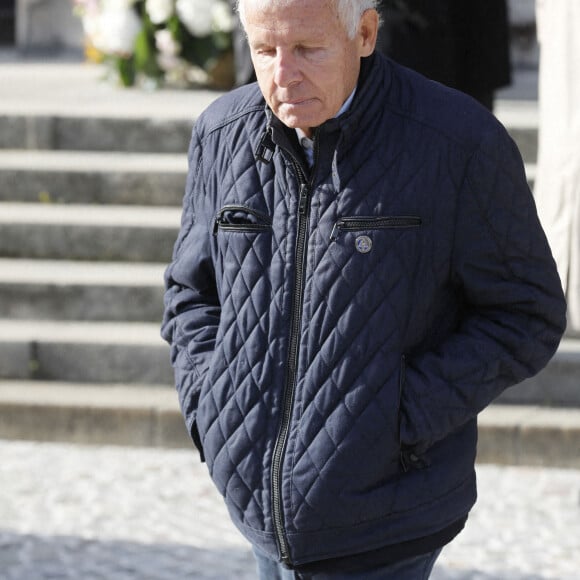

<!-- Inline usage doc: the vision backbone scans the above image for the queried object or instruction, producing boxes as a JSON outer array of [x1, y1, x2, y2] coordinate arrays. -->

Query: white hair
[[237, 0, 379, 39]]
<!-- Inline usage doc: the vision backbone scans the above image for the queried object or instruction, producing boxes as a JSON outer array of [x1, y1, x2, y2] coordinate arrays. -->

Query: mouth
[[279, 96, 314, 106], [279, 99, 317, 113]]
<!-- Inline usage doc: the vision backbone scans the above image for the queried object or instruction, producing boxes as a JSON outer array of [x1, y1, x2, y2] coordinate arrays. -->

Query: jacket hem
[[231, 470, 476, 566]]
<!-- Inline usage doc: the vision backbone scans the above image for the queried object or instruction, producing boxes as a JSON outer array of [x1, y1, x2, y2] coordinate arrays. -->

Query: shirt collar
[[336, 86, 357, 117]]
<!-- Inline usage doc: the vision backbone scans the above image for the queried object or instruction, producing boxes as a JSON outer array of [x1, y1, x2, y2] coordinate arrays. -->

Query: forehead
[[242, 0, 336, 16], [243, 0, 343, 38]]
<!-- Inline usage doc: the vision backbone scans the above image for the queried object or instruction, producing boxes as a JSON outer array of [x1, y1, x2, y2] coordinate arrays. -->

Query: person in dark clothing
[[162, 1, 565, 578], [376, 0, 511, 109], [229, 0, 256, 85]]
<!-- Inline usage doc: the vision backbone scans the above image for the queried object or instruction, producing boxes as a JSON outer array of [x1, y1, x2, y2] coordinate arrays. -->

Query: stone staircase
[[0, 62, 197, 447], [0, 60, 578, 467]]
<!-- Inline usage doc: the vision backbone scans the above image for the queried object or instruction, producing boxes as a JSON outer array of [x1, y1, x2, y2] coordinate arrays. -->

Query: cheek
[[313, 71, 344, 103], [253, 69, 275, 99]]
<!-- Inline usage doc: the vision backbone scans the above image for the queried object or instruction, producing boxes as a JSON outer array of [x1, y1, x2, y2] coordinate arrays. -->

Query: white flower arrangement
[[73, 0, 235, 88]]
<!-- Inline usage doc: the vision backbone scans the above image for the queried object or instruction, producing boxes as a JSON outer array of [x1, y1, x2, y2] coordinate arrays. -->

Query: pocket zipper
[[330, 216, 422, 241], [213, 205, 273, 235]]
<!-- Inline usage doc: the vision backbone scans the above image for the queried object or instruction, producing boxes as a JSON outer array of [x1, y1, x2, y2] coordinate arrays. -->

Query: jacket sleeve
[[161, 127, 219, 461], [400, 124, 567, 454]]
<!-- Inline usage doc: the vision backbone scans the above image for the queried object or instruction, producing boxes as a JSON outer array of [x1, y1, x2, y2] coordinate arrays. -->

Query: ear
[[357, 9, 379, 57]]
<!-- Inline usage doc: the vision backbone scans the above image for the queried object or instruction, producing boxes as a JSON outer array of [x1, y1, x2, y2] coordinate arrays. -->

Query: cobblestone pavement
[[0, 440, 578, 580]]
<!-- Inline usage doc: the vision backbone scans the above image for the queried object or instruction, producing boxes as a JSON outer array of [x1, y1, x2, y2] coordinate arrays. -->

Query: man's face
[[243, 0, 378, 137]]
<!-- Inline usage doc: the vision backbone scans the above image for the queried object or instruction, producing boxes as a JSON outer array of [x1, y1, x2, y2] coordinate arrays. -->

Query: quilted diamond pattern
[[161, 54, 566, 565]]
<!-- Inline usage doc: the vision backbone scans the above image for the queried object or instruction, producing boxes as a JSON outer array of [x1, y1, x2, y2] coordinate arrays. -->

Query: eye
[[254, 46, 276, 57], [296, 45, 324, 58]]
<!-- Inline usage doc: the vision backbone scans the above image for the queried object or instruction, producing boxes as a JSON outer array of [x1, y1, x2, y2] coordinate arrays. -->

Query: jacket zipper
[[271, 141, 316, 566], [330, 216, 422, 241]]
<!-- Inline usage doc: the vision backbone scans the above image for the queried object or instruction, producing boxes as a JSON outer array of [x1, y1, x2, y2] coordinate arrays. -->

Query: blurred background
[[0, 1, 578, 579]]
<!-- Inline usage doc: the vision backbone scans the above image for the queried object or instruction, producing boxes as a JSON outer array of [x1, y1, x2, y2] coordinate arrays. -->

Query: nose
[[273, 49, 301, 88]]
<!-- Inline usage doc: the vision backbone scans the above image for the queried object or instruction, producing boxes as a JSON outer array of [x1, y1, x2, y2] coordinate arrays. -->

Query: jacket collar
[[314, 52, 391, 138]]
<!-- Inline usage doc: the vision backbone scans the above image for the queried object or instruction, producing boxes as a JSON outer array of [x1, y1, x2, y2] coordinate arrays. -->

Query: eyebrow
[[250, 40, 324, 51], [250, 41, 274, 50]]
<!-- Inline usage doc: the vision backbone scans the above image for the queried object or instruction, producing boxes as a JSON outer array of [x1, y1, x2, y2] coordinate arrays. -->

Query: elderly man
[[161, 1, 566, 578]]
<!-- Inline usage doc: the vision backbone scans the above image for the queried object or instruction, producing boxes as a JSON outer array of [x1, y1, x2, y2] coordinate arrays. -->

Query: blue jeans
[[253, 546, 441, 580]]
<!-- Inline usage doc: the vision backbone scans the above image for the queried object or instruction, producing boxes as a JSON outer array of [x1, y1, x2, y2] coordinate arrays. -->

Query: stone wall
[[16, 0, 83, 53]]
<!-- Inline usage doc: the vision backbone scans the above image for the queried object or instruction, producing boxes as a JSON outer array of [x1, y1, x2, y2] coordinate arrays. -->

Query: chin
[[274, 104, 322, 131], [278, 114, 320, 132]]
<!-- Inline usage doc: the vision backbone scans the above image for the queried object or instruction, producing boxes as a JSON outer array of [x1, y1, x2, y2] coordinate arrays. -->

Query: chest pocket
[[212, 204, 274, 308], [213, 204, 273, 235], [330, 216, 422, 244], [329, 216, 422, 256], [324, 214, 423, 308]]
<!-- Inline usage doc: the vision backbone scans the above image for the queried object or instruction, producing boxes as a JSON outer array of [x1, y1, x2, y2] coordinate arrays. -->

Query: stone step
[[0, 114, 193, 154], [0, 203, 180, 261], [0, 61, 203, 154], [0, 381, 189, 448], [0, 62, 218, 147], [0, 101, 539, 163], [497, 339, 580, 407], [0, 314, 577, 404], [0, 319, 173, 384], [495, 99, 539, 164], [0, 149, 536, 213], [477, 404, 580, 468], [0, 380, 577, 467], [0, 259, 165, 321], [0, 150, 187, 205]]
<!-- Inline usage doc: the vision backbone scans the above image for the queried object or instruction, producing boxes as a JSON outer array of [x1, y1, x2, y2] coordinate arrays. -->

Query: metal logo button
[[355, 235, 373, 254]]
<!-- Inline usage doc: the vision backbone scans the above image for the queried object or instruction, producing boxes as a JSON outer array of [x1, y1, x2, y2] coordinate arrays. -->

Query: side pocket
[[190, 419, 206, 463], [397, 353, 406, 450], [398, 354, 430, 472]]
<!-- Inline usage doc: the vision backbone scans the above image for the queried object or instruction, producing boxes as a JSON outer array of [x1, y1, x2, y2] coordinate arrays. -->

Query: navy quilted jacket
[[162, 53, 566, 566]]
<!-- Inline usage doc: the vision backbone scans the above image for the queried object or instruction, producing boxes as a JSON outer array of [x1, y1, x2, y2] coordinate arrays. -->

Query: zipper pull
[[400, 447, 430, 472], [298, 184, 310, 216], [329, 219, 343, 241], [213, 208, 224, 236]]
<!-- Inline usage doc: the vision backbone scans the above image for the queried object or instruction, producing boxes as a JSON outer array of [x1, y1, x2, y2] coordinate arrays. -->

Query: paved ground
[[1, 440, 578, 580]]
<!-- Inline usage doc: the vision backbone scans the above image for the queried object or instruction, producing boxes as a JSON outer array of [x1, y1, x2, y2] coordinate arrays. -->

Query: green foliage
[[115, 56, 136, 87], [134, 15, 163, 81]]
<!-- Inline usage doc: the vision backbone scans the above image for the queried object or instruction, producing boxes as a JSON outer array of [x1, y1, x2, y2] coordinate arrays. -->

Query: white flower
[[155, 29, 181, 56], [101, 0, 136, 11], [176, 0, 214, 37], [157, 52, 182, 73], [185, 64, 210, 85], [212, 1, 234, 33], [86, 5, 142, 55], [176, 0, 234, 37], [146, 0, 173, 24]]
